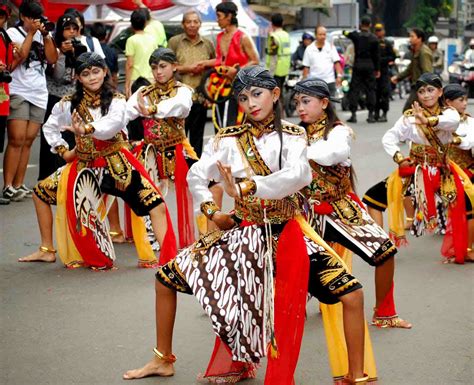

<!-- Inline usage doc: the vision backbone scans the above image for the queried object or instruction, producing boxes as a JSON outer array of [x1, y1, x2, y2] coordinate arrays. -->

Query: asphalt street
[[1, 97, 473, 385]]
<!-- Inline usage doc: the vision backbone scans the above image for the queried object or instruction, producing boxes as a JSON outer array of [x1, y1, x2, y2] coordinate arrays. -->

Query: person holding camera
[[38, 14, 85, 180], [3, 0, 57, 202], [0, 1, 22, 204]]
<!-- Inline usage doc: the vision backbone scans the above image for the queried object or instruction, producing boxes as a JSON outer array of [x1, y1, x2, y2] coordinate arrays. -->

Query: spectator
[[38, 13, 84, 181], [0, 1, 20, 204], [90, 21, 119, 87], [464, 38, 474, 64], [133, 0, 167, 48], [125, 9, 157, 98], [427, 35, 443, 76], [344, 16, 380, 123], [265, 13, 291, 93], [374, 23, 396, 122], [207, 1, 259, 129], [3, 0, 58, 202], [302, 25, 343, 97], [63, 7, 105, 59], [291, 32, 314, 69], [391, 27, 432, 111], [168, 10, 215, 157]]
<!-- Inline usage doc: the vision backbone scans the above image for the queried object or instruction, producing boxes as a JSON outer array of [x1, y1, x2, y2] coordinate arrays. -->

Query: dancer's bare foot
[[466, 249, 474, 262], [18, 246, 56, 263], [123, 356, 174, 380], [110, 230, 127, 244]]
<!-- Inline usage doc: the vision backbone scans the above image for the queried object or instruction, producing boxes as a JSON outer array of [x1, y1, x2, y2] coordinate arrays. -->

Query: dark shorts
[[35, 167, 163, 217], [362, 179, 389, 211]]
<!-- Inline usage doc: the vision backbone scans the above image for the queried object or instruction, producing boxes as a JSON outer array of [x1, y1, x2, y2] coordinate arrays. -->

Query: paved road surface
[[1, 98, 473, 384]]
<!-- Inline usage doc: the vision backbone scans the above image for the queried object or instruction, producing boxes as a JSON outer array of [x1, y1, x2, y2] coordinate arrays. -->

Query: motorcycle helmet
[[302, 32, 314, 42], [428, 36, 439, 44]]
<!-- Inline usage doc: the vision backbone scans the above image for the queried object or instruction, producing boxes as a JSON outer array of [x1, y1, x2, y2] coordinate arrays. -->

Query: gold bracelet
[[55, 145, 67, 158], [83, 123, 95, 135], [392, 151, 405, 164], [427, 116, 439, 127], [200, 201, 220, 220], [239, 179, 257, 197], [147, 104, 157, 115]]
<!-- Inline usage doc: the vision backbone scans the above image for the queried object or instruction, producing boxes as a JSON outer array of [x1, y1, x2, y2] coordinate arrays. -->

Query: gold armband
[[83, 123, 95, 135], [238, 179, 257, 197], [427, 116, 439, 128], [451, 135, 462, 145], [392, 151, 405, 164], [147, 104, 157, 115], [55, 145, 67, 158], [200, 201, 220, 220]]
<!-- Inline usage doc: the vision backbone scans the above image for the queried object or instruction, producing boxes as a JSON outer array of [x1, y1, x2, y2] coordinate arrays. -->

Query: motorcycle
[[448, 59, 474, 98]]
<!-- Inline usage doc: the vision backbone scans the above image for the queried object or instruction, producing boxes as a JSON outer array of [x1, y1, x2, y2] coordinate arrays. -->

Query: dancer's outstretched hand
[[216, 161, 240, 198], [412, 101, 428, 126]]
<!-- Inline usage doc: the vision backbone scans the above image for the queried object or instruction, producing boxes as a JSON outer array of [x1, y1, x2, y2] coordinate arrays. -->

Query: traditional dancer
[[363, 73, 472, 264], [294, 78, 410, 333], [18, 52, 176, 269], [442, 83, 474, 262], [126, 47, 198, 248], [123, 66, 369, 385]]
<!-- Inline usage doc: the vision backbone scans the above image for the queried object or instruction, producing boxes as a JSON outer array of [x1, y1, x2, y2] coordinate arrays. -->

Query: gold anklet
[[343, 373, 369, 384], [109, 231, 123, 237], [39, 246, 56, 254], [405, 217, 414, 221], [354, 374, 369, 384], [153, 348, 177, 363]]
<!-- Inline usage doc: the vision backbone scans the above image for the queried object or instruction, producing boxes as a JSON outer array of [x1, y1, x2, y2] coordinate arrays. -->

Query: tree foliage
[[403, 0, 453, 33]]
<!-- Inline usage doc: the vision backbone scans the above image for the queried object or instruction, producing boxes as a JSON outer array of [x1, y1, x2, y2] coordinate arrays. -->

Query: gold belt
[[410, 143, 444, 167], [76, 141, 126, 162], [234, 196, 300, 224], [448, 146, 474, 170], [145, 135, 185, 152]]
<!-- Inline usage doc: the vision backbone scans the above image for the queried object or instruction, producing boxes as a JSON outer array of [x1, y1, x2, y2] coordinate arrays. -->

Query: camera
[[39, 16, 55, 32], [0, 70, 12, 83], [70, 37, 87, 57]]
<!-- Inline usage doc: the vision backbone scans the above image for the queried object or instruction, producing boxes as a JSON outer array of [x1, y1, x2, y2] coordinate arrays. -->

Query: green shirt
[[125, 32, 158, 81], [145, 20, 167, 48]]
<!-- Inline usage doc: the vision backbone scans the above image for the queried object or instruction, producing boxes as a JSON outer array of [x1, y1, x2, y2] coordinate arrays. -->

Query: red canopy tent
[[9, 0, 188, 21]]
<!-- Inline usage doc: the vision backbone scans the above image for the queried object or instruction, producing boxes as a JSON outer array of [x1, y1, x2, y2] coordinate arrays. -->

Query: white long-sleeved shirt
[[125, 85, 193, 124], [187, 128, 312, 214], [382, 107, 460, 157], [43, 97, 127, 153], [456, 115, 474, 154], [307, 124, 352, 167]]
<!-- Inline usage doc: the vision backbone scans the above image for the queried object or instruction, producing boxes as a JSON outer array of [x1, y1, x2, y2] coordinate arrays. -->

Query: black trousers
[[38, 94, 76, 181], [375, 73, 391, 113], [348, 68, 376, 113], [185, 102, 207, 158]]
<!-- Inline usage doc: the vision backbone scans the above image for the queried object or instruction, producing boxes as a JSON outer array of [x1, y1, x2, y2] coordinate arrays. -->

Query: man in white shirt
[[302, 25, 343, 96]]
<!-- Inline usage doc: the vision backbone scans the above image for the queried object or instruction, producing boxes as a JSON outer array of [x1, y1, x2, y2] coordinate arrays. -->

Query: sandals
[[342, 373, 369, 384]]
